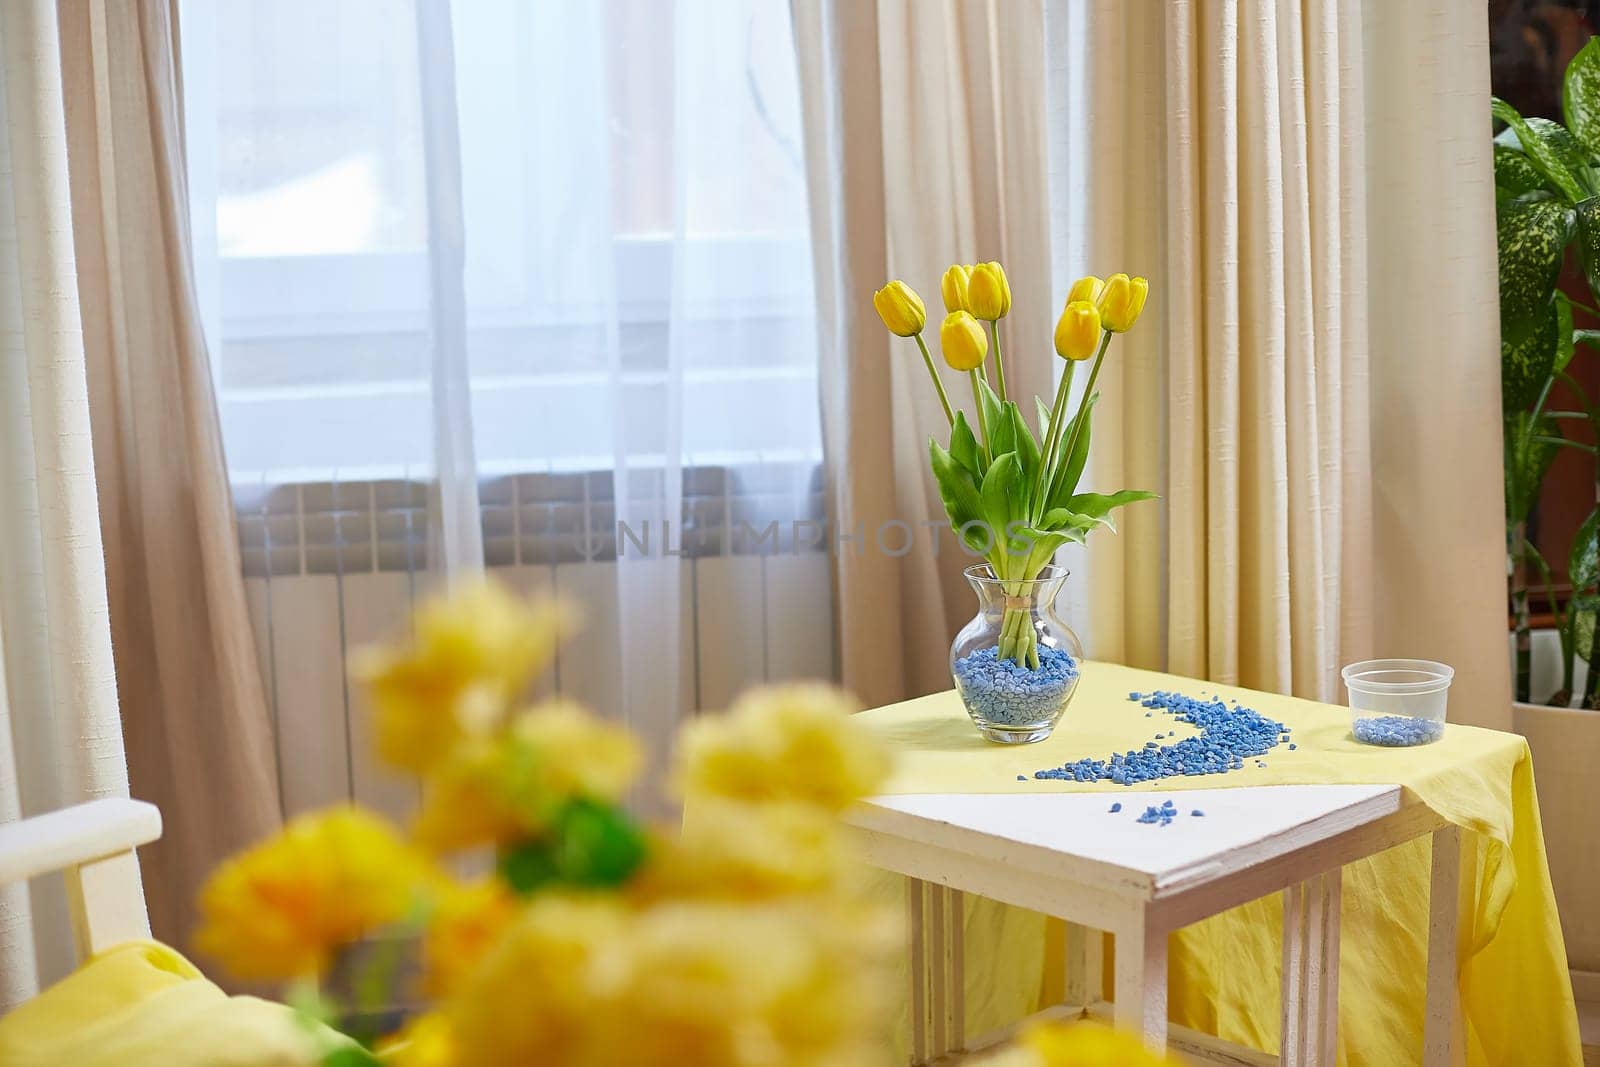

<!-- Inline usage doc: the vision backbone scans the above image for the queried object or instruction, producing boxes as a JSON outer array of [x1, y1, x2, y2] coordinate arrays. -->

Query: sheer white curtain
[[0, 0, 133, 1005], [178, 0, 822, 770]]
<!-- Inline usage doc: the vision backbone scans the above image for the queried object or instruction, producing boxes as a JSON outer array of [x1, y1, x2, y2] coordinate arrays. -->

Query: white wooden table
[[848, 784, 1466, 1066]]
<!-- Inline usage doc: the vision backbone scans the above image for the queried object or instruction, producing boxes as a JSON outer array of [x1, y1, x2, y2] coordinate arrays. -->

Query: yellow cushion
[[0, 940, 330, 1067]]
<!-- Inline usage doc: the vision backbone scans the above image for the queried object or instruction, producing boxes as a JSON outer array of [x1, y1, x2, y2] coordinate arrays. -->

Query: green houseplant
[[1493, 39, 1600, 708]]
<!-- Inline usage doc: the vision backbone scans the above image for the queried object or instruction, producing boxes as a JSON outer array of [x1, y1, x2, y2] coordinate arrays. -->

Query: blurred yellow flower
[[1097, 273, 1149, 333], [940, 264, 972, 314], [1054, 301, 1102, 362], [968, 261, 1012, 320], [1012, 1020, 1181, 1066], [641, 798, 853, 901], [380, 1011, 456, 1067], [195, 807, 430, 980], [939, 310, 989, 372], [413, 700, 641, 853], [449, 895, 629, 1067], [593, 902, 889, 1067], [675, 684, 889, 811], [354, 581, 570, 773], [420, 877, 518, 996], [872, 280, 926, 336]]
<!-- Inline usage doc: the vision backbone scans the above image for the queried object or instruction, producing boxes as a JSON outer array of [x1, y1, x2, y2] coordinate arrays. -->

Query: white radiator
[[234, 467, 836, 825]]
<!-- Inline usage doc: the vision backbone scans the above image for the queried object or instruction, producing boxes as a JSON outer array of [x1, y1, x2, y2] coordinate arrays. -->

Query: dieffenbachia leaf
[[1501, 303, 1560, 414], [1493, 97, 1587, 202], [1570, 507, 1600, 595], [1503, 410, 1560, 522], [1495, 144, 1549, 200], [1498, 198, 1573, 323], [1565, 37, 1600, 158], [1574, 195, 1600, 309]]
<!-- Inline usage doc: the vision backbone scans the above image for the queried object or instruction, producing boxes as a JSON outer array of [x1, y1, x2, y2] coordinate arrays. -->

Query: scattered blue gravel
[[1017, 774, 1027, 781], [1352, 714, 1444, 747], [1109, 802, 1122, 813], [1289, 743, 1297, 750], [1191, 809, 1205, 817], [954, 645, 1080, 727], [1030, 689, 1288, 785]]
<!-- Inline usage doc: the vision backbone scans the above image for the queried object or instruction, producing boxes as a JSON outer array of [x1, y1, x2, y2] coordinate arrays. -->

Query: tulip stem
[[1032, 361, 1075, 522], [1053, 332, 1113, 497], [968, 369, 992, 463], [912, 334, 956, 428], [989, 321, 1008, 403]]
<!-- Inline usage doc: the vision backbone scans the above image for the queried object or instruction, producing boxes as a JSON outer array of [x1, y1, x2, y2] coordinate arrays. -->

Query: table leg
[[1424, 825, 1464, 1067], [907, 879, 965, 1065], [908, 878, 927, 1064], [1064, 922, 1104, 1009], [1281, 868, 1341, 1065], [1113, 909, 1168, 1050]]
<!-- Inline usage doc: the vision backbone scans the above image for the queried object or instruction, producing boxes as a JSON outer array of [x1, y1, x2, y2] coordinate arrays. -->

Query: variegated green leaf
[[1501, 304, 1560, 413], [1497, 198, 1572, 323], [1503, 410, 1560, 521], [1575, 196, 1600, 308], [1571, 507, 1600, 594], [1527, 117, 1593, 187], [1495, 144, 1548, 200], [1564, 37, 1600, 157], [1493, 97, 1586, 202]]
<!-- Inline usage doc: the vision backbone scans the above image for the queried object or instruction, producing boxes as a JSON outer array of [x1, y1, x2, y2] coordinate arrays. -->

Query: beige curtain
[[0, 0, 134, 1007], [55, 0, 283, 950], [1075, 0, 1510, 728], [795, 0, 1059, 712]]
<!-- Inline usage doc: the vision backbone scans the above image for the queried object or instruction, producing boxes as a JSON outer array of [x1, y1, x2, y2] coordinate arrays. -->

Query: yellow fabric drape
[[55, 0, 283, 951], [860, 662, 1582, 1065]]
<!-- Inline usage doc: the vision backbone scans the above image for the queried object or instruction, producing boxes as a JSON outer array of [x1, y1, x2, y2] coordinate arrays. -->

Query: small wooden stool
[[848, 784, 1465, 1065]]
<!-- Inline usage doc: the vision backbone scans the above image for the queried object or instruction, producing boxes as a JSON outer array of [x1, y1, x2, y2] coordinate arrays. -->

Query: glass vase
[[950, 564, 1083, 744]]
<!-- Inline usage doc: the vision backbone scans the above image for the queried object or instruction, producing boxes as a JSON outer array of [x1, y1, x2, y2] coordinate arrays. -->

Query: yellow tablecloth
[[858, 661, 1582, 1067]]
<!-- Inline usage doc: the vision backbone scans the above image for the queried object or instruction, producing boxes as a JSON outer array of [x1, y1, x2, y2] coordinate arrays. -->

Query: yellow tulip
[[940, 264, 971, 314], [1098, 273, 1149, 332], [939, 311, 989, 371], [1067, 274, 1104, 305], [967, 261, 1011, 320], [1054, 300, 1101, 361], [872, 280, 926, 336]]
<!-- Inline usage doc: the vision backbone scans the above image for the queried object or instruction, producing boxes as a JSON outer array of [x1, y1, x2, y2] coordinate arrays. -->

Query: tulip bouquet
[[193, 581, 895, 1067], [873, 263, 1154, 671]]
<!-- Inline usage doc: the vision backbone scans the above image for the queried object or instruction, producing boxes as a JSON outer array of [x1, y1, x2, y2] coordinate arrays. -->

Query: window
[[180, 0, 821, 483]]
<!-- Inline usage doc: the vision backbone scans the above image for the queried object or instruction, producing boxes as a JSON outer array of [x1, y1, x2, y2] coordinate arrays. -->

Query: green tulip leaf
[[1497, 198, 1573, 324], [1035, 395, 1053, 442], [975, 375, 1005, 454], [1061, 490, 1160, 533], [1501, 303, 1561, 414], [1493, 97, 1587, 202], [979, 451, 1025, 557], [1495, 144, 1550, 200], [1565, 38, 1600, 158], [1047, 393, 1099, 509], [929, 438, 987, 553], [1003, 401, 1041, 503], [949, 411, 981, 480]]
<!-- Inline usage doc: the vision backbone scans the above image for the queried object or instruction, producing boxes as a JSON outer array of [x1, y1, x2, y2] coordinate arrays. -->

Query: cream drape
[[55, 0, 282, 950], [0, 0, 133, 1007], [1074, 0, 1509, 727], [795, 0, 1059, 712]]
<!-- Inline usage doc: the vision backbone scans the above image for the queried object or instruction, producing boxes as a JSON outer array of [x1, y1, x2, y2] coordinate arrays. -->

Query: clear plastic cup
[[1341, 659, 1454, 747]]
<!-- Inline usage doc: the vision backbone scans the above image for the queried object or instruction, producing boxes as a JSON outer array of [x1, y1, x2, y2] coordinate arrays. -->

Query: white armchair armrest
[[0, 798, 162, 962]]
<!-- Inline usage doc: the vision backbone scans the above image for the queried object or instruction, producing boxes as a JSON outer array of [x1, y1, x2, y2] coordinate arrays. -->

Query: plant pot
[[1514, 700, 1600, 972], [950, 564, 1083, 744]]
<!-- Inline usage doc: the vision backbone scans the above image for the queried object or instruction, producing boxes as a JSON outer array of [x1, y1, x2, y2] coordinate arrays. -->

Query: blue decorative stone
[[1109, 802, 1122, 813], [1352, 715, 1444, 747], [954, 645, 1079, 728], [1029, 688, 1289, 786], [1191, 809, 1205, 817]]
